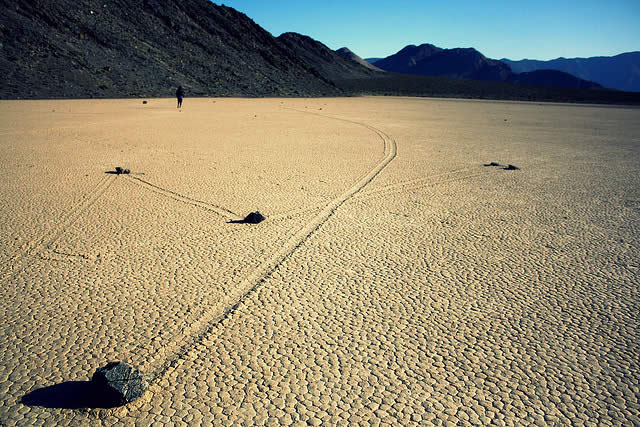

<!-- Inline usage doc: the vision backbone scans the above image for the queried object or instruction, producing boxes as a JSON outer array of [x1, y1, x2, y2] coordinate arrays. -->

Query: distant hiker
[[176, 86, 184, 108]]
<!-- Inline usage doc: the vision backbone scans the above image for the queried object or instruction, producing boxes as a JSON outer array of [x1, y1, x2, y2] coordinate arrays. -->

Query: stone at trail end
[[91, 362, 147, 406], [505, 164, 520, 170], [114, 167, 130, 174], [244, 211, 266, 224], [142, 100, 148, 104]]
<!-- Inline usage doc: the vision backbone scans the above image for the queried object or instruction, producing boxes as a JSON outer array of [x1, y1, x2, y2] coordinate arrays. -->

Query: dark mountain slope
[[502, 52, 640, 92], [374, 44, 443, 74], [276, 33, 380, 81], [0, 0, 340, 98], [413, 48, 512, 81]]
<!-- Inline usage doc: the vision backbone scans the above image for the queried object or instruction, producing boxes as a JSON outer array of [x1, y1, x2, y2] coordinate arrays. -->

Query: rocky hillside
[[0, 0, 345, 98], [276, 33, 380, 82]]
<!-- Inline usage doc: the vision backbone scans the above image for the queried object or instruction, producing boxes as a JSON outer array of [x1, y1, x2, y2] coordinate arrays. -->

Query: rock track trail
[[134, 109, 399, 379], [124, 175, 242, 221], [0, 174, 116, 282], [3, 98, 638, 425]]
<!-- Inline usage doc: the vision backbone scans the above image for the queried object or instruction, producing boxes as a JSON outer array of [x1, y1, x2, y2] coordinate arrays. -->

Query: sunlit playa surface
[[1, 97, 639, 425]]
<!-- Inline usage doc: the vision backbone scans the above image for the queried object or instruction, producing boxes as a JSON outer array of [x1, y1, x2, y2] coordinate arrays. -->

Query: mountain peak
[[375, 43, 509, 81], [335, 47, 384, 72]]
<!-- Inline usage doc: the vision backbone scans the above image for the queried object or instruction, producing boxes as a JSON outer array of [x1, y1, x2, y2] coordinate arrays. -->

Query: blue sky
[[222, 0, 639, 60]]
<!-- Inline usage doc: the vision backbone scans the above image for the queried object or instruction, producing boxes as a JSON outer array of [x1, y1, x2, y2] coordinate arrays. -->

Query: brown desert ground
[[1, 96, 639, 425]]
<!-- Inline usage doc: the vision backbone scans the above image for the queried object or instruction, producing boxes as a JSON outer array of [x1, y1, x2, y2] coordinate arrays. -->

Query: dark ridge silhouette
[[373, 43, 604, 90], [374, 44, 443, 74], [502, 52, 640, 92], [21, 381, 120, 409], [374, 44, 511, 81]]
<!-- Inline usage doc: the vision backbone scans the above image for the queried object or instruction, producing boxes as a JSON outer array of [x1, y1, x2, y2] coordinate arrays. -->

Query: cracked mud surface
[[1, 97, 639, 425]]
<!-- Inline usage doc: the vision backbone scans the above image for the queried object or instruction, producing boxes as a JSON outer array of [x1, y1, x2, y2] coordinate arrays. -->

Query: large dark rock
[[91, 362, 146, 406], [244, 211, 265, 224]]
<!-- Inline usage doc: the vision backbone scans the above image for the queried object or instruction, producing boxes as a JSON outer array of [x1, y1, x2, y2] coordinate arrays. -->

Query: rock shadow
[[228, 211, 266, 224], [21, 381, 120, 409], [227, 218, 264, 224]]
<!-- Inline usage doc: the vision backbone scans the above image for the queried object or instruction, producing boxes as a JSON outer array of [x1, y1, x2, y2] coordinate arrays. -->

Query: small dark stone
[[244, 211, 265, 224], [505, 164, 520, 170], [115, 166, 123, 174], [485, 162, 501, 167], [114, 167, 130, 174], [91, 362, 146, 406], [142, 100, 147, 104]]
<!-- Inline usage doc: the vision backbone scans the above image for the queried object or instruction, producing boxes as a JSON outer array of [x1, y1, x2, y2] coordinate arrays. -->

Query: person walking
[[176, 86, 184, 109]]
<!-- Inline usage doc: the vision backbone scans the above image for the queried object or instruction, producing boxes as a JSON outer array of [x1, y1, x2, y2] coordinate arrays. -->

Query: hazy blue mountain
[[365, 58, 383, 64], [508, 70, 601, 89], [502, 52, 640, 92], [373, 43, 603, 89]]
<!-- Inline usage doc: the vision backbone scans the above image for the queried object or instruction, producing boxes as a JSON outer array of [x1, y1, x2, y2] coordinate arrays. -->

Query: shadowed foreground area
[[21, 382, 116, 409]]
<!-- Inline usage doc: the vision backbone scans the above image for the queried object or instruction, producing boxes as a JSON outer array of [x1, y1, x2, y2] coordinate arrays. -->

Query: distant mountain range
[[1, 0, 638, 103], [502, 53, 640, 92], [370, 44, 602, 89]]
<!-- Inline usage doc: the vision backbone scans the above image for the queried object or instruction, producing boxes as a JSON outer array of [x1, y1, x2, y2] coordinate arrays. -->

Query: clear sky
[[221, 0, 639, 60]]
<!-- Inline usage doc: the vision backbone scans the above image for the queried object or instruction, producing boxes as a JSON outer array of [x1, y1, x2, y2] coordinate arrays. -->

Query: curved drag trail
[[124, 175, 242, 221], [269, 167, 493, 220], [0, 174, 116, 282], [139, 109, 398, 378]]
